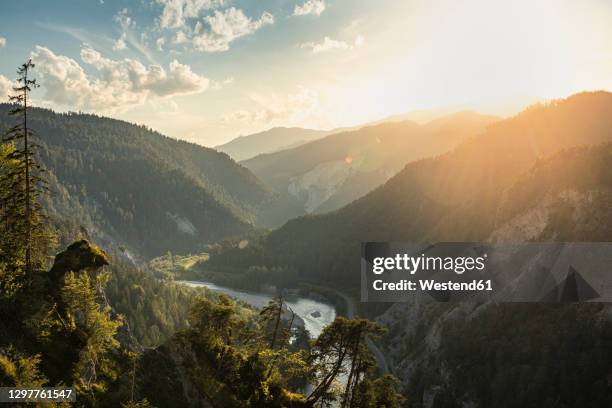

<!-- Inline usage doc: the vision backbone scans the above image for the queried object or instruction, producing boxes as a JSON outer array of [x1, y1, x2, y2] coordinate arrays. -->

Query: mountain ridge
[[0, 104, 296, 259], [207, 91, 612, 287], [242, 111, 498, 214], [215, 126, 332, 161]]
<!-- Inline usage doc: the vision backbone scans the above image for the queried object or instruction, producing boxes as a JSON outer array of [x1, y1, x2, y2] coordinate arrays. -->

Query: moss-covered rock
[[49, 239, 109, 283]]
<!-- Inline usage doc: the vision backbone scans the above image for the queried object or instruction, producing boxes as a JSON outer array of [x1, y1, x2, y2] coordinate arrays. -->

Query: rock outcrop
[[49, 239, 109, 283]]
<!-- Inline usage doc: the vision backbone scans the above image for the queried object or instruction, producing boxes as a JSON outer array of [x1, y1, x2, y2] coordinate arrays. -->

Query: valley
[[2, 89, 612, 407], [2, 2, 611, 406], [179, 279, 337, 338], [241, 112, 498, 214]]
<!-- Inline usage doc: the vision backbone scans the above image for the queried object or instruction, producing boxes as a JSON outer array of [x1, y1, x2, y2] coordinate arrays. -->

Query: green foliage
[[407, 304, 612, 407], [188, 294, 238, 340], [0, 60, 55, 277], [148, 251, 209, 280], [61, 270, 122, 389], [104, 258, 197, 347], [121, 399, 156, 408], [0, 61, 408, 408], [0, 102, 300, 259], [0, 347, 46, 387], [137, 296, 400, 408], [307, 317, 390, 408], [351, 375, 405, 408], [0, 237, 127, 406]]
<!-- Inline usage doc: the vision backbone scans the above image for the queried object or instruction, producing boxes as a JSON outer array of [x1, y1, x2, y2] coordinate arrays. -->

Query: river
[[179, 280, 337, 338]]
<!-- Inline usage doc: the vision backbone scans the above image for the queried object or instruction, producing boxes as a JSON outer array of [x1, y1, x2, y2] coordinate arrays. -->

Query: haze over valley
[[1, 1, 612, 407]]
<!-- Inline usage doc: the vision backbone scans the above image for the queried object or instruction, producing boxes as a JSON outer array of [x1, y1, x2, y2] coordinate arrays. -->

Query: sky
[[0, 0, 611, 146]]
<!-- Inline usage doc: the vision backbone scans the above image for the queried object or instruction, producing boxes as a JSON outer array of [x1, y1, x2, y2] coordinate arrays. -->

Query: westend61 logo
[[371, 253, 487, 275], [361, 242, 612, 303]]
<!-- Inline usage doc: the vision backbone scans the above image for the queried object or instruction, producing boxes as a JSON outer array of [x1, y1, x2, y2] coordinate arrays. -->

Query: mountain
[[214, 127, 331, 161], [242, 111, 498, 214], [202, 92, 612, 407], [210, 92, 612, 286], [0, 105, 297, 259], [378, 142, 612, 406], [369, 96, 543, 126]]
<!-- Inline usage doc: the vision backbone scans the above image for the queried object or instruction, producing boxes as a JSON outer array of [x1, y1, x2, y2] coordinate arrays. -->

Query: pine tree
[[259, 295, 285, 349], [1, 59, 52, 279], [306, 317, 398, 407]]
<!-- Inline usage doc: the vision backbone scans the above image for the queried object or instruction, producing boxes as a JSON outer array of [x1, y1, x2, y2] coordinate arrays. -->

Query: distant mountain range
[[203, 92, 612, 406], [216, 92, 612, 286], [214, 127, 333, 161], [0, 105, 301, 259], [214, 106, 504, 164], [242, 111, 498, 213]]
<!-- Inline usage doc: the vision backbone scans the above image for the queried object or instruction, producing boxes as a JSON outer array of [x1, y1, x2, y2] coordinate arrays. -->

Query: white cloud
[[155, 2, 272, 53], [156, 37, 166, 51], [0, 75, 13, 101], [301, 35, 364, 54], [0, 37, 6, 48], [30, 45, 209, 113], [156, 0, 224, 29], [354, 34, 365, 47], [223, 87, 321, 127], [192, 7, 274, 52], [110, 8, 158, 62], [114, 8, 133, 30], [210, 76, 234, 89], [173, 30, 189, 44], [112, 34, 128, 51], [294, 0, 326, 17]]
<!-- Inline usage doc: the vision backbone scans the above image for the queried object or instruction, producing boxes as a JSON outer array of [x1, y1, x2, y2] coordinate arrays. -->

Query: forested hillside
[[203, 91, 612, 407], [209, 92, 612, 287], [0, 75, 398, 407], [379, 142, 612, 406], [242, 112, 496, 213], [0, 105, 300, 259]]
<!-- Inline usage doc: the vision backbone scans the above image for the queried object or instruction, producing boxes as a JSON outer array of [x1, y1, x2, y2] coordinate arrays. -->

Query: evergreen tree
[[1, 59, 52, 280], [259, 296, 285, 350], [307, 317, 398, 407]]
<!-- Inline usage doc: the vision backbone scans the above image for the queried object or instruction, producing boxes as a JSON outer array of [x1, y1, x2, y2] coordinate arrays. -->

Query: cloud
[[223, 87, 321, 126], [114, 8, 133, 30], [30, 45, 209, 113], [0, 75, 13, 101], [174, 30, 189, 44], [156, 37, 166, 51], [154, 2, 272, 53], [294, 0, 326, 16], [301, 35, 364, 54], [156, 0, 223, 29], [112, 34, 128, 51], [0, 37, 6, 48], [192, 7, 274, 52], [111, 8, 131, 51], [354, 34, 365, 47], [109, 8, 158, 62], [210, 76, 234, 90]]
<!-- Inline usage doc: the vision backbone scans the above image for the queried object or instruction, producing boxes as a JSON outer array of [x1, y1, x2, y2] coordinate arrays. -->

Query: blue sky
[[1, 0, 611, 146]]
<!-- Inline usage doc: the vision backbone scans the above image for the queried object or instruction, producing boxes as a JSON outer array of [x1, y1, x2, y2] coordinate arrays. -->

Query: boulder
[[49, 240, 109, 282]]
